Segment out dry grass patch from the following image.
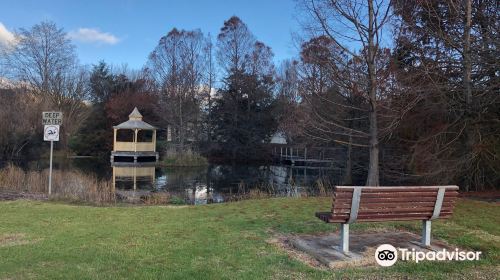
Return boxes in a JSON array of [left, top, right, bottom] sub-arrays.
[[268, 234, 381, 270], [267, 234, 326, 269], [0, 164, 114, 204], [0, 233, 37, 247]]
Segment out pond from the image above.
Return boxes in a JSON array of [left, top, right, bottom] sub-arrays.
[[7, 157, 343, 204]]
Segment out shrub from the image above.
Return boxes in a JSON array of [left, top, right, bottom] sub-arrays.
[[162, 149, 208, 167]]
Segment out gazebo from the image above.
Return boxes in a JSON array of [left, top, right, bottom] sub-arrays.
[[111, 107, 159, 163]]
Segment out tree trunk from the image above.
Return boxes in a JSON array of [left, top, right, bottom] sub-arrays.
[[463, 0, 473, 109], [463, 0, 473, 191], [179, 94, 184, 151], [343, 134, 353, 185], [365, 0, 380, 186], [207, 37, 214, 145], [366, 94, 380, 186], [232, 93, 239, 163], [208, 92, 212, 144]]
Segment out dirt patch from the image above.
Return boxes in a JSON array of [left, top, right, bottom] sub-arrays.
[[267, 234, 327, 269], [327, 246, 378, 269], [0, 233, 38, 247], [269, 230, 460, 270], [268, 234, 380, 269]]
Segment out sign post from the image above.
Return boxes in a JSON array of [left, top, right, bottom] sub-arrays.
[[49, 139, 54, 195], [43, 112, 62, 195]]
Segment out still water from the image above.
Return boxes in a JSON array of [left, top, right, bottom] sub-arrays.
[[17, 157, 342, 204]]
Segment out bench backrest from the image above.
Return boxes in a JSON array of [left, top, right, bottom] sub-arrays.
[[330, 186, 459, 223]]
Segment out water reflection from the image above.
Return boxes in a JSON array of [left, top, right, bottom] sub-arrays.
[[112, 164, 156, 191], [185, 184, 224, 205], [110, 162, 340, 204], [19, 158, 340, 205]]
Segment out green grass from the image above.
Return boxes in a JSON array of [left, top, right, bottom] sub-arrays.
[[0, 198, 498, 279]]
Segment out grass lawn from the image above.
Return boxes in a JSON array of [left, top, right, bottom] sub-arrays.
[[0, 198, 498, 279]]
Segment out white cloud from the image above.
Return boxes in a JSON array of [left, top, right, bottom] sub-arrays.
[[68, 28, 119, 45], [0, 22, 15, 46]]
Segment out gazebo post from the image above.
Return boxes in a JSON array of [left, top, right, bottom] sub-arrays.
[[133, 166, 137, 191], [113, 129, 117, 152], [112, 167, 116, 192], [153, 130, 157, 152], [134, 129, 138, 153]]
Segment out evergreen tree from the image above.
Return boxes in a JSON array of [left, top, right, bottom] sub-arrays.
[[211, 17, 279, 162]]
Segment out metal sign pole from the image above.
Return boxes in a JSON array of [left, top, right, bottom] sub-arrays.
[[49, 140, 53, 195], [42, 113, 61, 196]]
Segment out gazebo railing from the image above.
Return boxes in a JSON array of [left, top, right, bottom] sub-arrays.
[[114, 141, 155, 152]]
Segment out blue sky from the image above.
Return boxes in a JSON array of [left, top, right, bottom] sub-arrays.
[[0, 0, 300, 69]]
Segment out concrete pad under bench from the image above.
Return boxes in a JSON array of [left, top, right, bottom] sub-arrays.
[[289, 231, 455, 268]]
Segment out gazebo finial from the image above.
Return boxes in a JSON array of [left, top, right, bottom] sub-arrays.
[[129, 107, 143, 120]]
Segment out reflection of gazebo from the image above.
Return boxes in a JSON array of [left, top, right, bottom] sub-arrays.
[[111, 107, 159, 163], [112, 165, 156, 191]]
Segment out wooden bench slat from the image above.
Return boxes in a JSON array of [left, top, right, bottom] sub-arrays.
[[327, 215, 453, 223], [334, 185, 459, 190], [349, 187, 457, 191], [359, 213, 452, 219], [333, 196, 457, 204], [333, 206, 455, 214], [315, 211, 454, 223], [323, 215, 453, 223], [332, 210, 455, 216], [360, 191, 439, 198], [334, 191, 458, 199], [333, 200, 457, 208], [329, 212, 453, 220], [332, 201, 456, 209]]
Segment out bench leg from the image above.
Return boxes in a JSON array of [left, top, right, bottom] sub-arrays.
[[422, 220, 431, 247], [340, 223, 349, 253]]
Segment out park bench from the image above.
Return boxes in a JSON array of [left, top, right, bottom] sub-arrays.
[[315, 185, 459, 253]]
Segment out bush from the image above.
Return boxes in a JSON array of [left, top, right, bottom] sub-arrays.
[[169, 196, 186, 205]]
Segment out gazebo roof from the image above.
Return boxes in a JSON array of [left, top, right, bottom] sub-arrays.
[[113, 107, 156, 130]]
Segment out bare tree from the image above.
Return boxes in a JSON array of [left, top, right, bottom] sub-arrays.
[[276, 59, 303, 144], [146, 28, 206, 151], [202, 33, 216, 144], [298, 0, 393, 185], [391, 0, 500, 190], [2, 21, 89, 148], [4, 22, 77, 98], [0, 85, 47, 159]]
